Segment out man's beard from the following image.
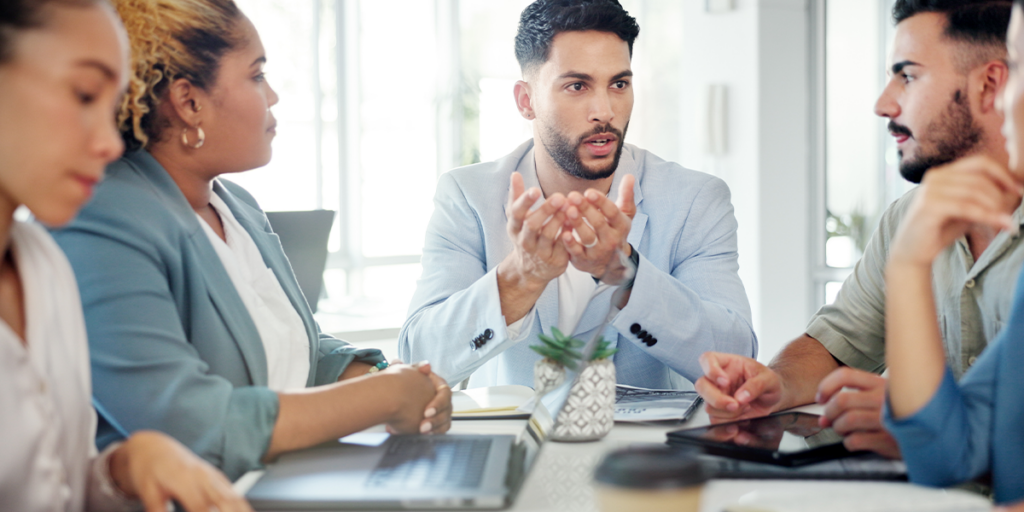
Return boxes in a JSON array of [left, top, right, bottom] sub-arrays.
[[539, 122, 628, 180], [895, 89, 982, 184]]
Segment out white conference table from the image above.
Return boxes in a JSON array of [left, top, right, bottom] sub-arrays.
[[235, 403, 991, 512]]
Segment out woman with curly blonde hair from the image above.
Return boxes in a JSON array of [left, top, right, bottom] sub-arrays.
[[51, 0, 452, 481], [0, 0, 249, 510]]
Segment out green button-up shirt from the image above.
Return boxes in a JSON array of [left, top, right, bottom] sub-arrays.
[[807, 187, 1024, 379]]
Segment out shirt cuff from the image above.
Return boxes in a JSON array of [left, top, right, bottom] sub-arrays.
[[505, 308, 536, 340], [89, 442, 138, 512], [805, 317, 885, 372]]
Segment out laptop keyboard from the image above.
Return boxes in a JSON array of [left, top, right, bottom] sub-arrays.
[[367, 437, 493, 489]]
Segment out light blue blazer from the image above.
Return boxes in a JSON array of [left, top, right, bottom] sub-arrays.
[[51, 150, 382, 480], [885, 265, 1024, 505], [399, 140, 757, 389]]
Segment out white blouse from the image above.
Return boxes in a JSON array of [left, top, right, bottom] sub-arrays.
[[197, 190, 311, 391], [0, 221, 131, 512]]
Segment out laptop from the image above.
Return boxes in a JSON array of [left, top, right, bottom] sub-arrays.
[[245, 248, 636, 510], [264, 210, 335, 314], [246, 368, 572, 510]]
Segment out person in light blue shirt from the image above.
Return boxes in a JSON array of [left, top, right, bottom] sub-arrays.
[[400, 0, 756, 390], [883, 1, 1024, 507]]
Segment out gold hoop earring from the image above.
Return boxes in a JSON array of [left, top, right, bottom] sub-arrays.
[[181, 124, 205, 149]]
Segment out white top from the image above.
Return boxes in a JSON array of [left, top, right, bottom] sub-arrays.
[[198, 191, 310, 391], [0, 221, 132, 512]]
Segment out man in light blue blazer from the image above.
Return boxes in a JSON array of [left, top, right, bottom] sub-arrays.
[[399, 0, 757, 390]]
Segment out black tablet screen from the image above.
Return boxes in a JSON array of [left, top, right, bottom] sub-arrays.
[[673, 412, 843, 453]]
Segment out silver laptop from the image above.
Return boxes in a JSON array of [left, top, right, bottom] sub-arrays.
[[246, 373, 571, 510], [245, 250, 634, 510]]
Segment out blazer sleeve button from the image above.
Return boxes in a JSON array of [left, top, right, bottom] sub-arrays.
[[638, 329, 648, 339], [630, 323, 642, 335], [484, 328, 494, 340]]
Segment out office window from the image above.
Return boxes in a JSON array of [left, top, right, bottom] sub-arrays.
[[236, 0, 687, 334], [813, 0, 913, 306]]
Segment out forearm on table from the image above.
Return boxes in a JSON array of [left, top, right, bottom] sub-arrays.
[[884, 262, 946, 419], [265, 373, 400, 461], [768, 334, 841, 411]]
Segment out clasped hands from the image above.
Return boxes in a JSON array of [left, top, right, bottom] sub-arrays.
[[501, 171, 636, 288]]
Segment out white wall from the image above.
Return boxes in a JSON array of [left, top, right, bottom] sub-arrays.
[[676, 0, 813, 363]]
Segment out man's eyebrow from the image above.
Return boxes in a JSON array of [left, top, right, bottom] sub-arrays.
[[75, 59, 117, 81], [251, 55, 267, 67], [557, 72, 593, 82], [611, 70, 633, 81], [891, 60, 920, 75]]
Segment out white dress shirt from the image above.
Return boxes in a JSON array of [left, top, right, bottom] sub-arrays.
[[198, 190, 310, 391], [0, 221, 132, 511]]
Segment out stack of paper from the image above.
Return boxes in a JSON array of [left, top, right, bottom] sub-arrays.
[[613, 384, 702, 422], [452, 384, 702, 423]]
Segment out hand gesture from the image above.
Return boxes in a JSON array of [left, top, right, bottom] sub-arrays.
[[561, 175, 637, 281], [815, 367, 900, 459], [890, 155, 1021, 269], [500, 172, 571, 287], [109, 431, 252, 512], [695, 352, 784, 422]]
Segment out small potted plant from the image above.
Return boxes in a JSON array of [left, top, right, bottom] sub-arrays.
[[531, 330, 618, 441], [530, 328, 583, 396]]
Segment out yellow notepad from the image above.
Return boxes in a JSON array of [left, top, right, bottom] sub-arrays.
[[452, 385, 534, 419]]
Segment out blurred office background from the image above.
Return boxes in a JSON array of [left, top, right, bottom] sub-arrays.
[[233, 0, 904, 363]]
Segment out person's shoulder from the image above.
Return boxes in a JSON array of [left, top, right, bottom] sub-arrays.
[[438, 140, 532, 200], [631, 146, 730, 201], [62, 152, 191, 239], [876, 186, 920, 232]]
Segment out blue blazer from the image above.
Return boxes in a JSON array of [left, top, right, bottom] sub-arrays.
[[51, 150, 382, 480], [886, 266, 1024, 505], [399, 140, 757, 389]]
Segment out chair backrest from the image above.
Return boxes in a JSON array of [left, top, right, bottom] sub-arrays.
[[265, 210, 336, 314]]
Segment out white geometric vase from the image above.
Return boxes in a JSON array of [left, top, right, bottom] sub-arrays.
[[533, 358, 566, 397], [552, 359, 616, 442]]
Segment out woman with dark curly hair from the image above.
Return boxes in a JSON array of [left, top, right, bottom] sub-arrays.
[[50, 0, 452, 481]]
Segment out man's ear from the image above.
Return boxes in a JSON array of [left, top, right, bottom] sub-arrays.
[[514, 80, 535, 120], [166, 78, 204, 127], [977, 60, 1010, 114]]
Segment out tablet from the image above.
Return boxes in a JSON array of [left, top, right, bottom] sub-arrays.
[[665, 412, 857, 467]]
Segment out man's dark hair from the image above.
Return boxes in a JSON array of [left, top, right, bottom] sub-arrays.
[[893, 0, 1011, 45], [515, 0, 639, 75], [0, 0, 102, 63]]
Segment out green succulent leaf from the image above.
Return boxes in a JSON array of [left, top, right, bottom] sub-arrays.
[[589, 337, 618, 361], [531, 328, 587, 368]]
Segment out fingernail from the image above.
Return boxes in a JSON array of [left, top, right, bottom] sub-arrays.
[[716, 377, 729, 387], [736, 390, 751, 403], [420, 422, 432, 434], [528, 188, 539, 199], [726, 402, 738, 412], [425, 408, 436, 418], [585, 190, 599, 201]]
